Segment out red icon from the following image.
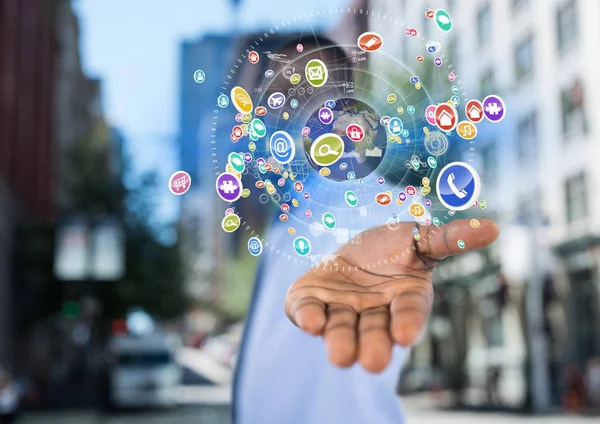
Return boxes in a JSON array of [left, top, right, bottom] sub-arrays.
[[232, 125, 243, 138], [346, 124, 365, 142], [425, 9, 435, 19], [169, 171, 191, 195], [255, 181, 265, 189], [296, 44, 304, 53], [435, 103, 458, 131], [406, 186, 416, 196], [265, 163, 273, 172], [248, 51, 260, 64], [279, 214, 289, 222], [405, 28, 417, 36], [416, 55, 424, 62], [273, 168, 280, 174], [294, 182, 303, 192], [255, 106, 267, 116], [465, 100, 484, 123], [230, 134, 238, 143], [376, 192, 392, 206], [357, 32, 383, 52], [281, 204, 290, 213]]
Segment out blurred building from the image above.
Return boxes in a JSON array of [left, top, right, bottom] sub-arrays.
[[371, 0, 600, 411]]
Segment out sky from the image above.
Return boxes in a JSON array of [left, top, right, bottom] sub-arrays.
[[73, 0, 348, 226]]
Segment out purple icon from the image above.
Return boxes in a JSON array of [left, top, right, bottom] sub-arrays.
[[256, 157, 266, 166], [380, 116, 391, 126], [268, 92, 286, 109], [425, 199, 432, 207], [482, 95, 506, 123], [399, 192, 407, 202], [216, 172, 242, 202], [434, 57, 442, 67], [244, 153, 252, 162], [303, 192, 310, 199], [318, 107, 334, 124], [377, 177, 385, 185]]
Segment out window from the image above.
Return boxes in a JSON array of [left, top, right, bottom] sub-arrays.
[[557, 0, 578, 51], [477, 4, 492, 47], [561, 79, 587, 136], [515, 34, 534, 81], [565, 173, 588, 223], [481, 142, 497, 185], [479, 68, 495, 97], [517, 111, 537, 165]]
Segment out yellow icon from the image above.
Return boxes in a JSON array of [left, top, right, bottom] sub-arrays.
[[409, 203, 426, 218], [387, 93, 397, 103], [421, 185, 431, 195], [283, 112, 290, 120], [388, 134, 396, 142], [241, 114, 252, 124], [266, 184, 275, 194], [283, 171, 289, 178], [414, 233, 421, 241], [240, 124, 248, 133], [319, 167, 331, 177], [290, 73, 301, 85], [225, 164, 241, 178], [230, 86, 253, 114], [289, 173, 296, 180], [397, 137, 403, 144], [447, 100, 454, 106], [396, 198, 403, 206], [457, 121, 478, 140], [415, 82, 422, 90], [288, 227, 296, 235], [422, 177, 430, 186], [397, 106, 404, 114], [423, 127, 429, 135], [470, 219, 481, 229], [241, 188, 251, 198], [292, 199, 299, 207], [273, 168, 281, 174], [248, 142, 256, 151]]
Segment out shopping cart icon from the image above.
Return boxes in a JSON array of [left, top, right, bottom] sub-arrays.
[[169, 171, 191, 195]]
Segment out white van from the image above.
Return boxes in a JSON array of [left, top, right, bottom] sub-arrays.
[[107, 334, 182, 408]]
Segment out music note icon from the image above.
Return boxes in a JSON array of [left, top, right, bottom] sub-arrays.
[[457, 121, 477, 140]]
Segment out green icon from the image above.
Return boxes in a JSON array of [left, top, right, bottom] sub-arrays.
[[241, 188, 251, 198], [249, 129, 260, 141], [258, 164, 267, 174], [305, 59, 328, 88], [435, 9, 453, 32], [310, 133, 344, 166], [228, 152, 245, 173], [427, 156, 438, 168], [290, 73, 301, 85], [433, 217, 441, 226], [412, 159, 420, 171], [222, 214, 241, 233], [293, 236, 311, 256], [250, 118, 266, 138], [480, 200, 487, 209], [457, 239, 466, 249], [322, 212, 336, 230], [407, 105, 415, 114], [452, 85, 460, 94], [345, 190, 358, 207]]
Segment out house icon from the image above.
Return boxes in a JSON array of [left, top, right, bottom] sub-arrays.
[[468, 105, 481, 120], [438, 110, 453, 128]]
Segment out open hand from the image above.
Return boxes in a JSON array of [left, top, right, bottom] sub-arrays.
[[285, 219, 499, 373]]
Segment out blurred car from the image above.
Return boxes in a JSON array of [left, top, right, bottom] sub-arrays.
[[105, 333, 182, 409]]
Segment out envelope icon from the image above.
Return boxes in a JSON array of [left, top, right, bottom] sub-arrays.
[[308, 66, 323, 81]]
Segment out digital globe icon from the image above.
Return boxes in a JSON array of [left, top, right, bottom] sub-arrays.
[[302, 98, 387, 182]]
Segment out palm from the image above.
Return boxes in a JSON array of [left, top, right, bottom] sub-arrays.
[[285, 218, 499, 373]]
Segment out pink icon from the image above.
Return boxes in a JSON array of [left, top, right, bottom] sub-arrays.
[[409, 28, 417, 36], [406, 185, 416, 196], [296, 44, 304, 53], [277, 178, 285, 186], [248, 51, 260, 64], [169, 171, 191, 195], [281, 204, 290, 213], [448, 72, 456, 82], [425, 105, 437, 125], [294, 182, 303, 192], [225, 208, 235, 216], [346, 124, 365, 142], [302, 126, 311, 136], [305, 210, 312, 218]]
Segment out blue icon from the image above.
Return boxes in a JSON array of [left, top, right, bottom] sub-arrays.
[[427, 45, 437, 53], [248, 237, 263, 256], [268, 92, 286, 109], [265, 70, 274, 78], [436, 161, 481, 211], [324, 99, 336, 109], [451, 95, 460, 105], [347, 171, 356, 181], [434, 57, 442, 67], [401, 129, 409, 137], [290, 99, 299, 108], [293, 237, 311, 256], [410, 76, 420, 84], [217, 94, 229, 108], [193, 69, 205, 83], [388, 117, 403, 136], [283, 192, 292, 201], [407, 105, 415, 114], [269, 130, 295, 164]]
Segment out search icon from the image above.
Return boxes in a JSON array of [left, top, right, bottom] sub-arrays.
[[310, 133, 344, 167], [221, 214, 241, 233]]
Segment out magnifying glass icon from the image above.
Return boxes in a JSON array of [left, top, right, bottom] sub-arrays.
[[225, 219, 235, 228], [318, 144, 339, 156]]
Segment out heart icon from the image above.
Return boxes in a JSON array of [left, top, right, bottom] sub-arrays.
[[412, 160, 420, 170]]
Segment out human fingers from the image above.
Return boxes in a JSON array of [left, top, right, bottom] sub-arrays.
[[287, 296, 327, 336], [323, 304, 358, 368], [389, 283, 433, 347], [357, 306, 393, 373]]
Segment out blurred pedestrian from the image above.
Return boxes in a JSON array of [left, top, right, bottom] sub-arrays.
[[0, 368, 19, 424], [562, 364, 586, 413], [585, 357, 600, 410]]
